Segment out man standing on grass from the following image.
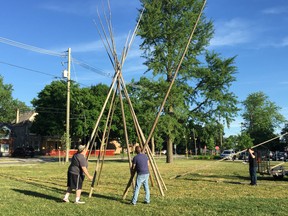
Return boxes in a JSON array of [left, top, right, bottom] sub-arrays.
[[130, 146, 150, 205], [63, 145, 93, 204], [247, 148, 257, 186]]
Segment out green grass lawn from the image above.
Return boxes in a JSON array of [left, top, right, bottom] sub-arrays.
[[0, 158, 287, 216]]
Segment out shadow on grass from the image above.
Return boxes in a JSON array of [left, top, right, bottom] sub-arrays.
[[82, 190, 134, 204], [2, 173, 131, 204], [86, 192, 126, 203], [183, 176, 246, 185], [181, 172, 288, 185], [12, 188, 60, 202], [0, 173, 63, 194]]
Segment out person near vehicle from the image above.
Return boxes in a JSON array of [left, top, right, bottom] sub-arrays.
[[247, 148, 257, 186], [131, 146, 150, 205], [63, 145, 93, 204]]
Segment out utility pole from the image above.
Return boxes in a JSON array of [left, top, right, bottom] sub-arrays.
[[65, 48, 71, 163], [193, 128, 197, 156]]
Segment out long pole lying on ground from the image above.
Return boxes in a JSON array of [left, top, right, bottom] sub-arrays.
[[218, 132, 288, 162], [170, 132, 288, 179]]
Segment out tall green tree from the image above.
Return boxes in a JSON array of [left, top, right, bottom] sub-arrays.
[[137, 0, 238, 162], [0, 75, 30, 122], [280, 124, 288, 151], [241, 91, 285, 146], [31, 81, 111, 142], [237, 133, 253, 150], [31, 80, 72, 136]]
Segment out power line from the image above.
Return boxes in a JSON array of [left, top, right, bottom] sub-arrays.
[[0, 36, 113, 86], [0, 36, 66, 57], [0, 60, 62, 79], [0, 36, 112, 78], [0, 60, 91, 87], [72, 57, 112, 78]]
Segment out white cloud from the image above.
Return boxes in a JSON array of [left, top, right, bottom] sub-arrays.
[[261, 36, 288, 48], [123, 64, 146, 74], [278, 37, 288, 47], [262, 7, 288, 15], [51, 33, 134, 53], [279, 80, 288, 85], [69, 40, 103, 53], [210, 19, 252, 47], [38, 2, 97, 16]]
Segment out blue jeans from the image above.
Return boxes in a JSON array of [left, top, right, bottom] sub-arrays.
[[249, 166, 257, 185], [131, 174, 150, 204]]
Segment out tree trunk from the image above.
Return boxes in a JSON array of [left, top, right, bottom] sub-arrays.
[[166, 137, 173, 163]]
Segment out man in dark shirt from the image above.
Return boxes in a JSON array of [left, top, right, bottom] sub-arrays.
[[247, 148, 257, 186], [131, 146, 150, 205], [63, 145, 93, 204]]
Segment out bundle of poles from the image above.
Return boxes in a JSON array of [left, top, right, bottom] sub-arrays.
[[84, 0, 207, 199]]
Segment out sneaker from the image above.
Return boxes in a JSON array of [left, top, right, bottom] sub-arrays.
[[130, 202, 136, 206], [144, 201, 150, 204], [62, 198, 69, 203], [75, 200, 85, 204]]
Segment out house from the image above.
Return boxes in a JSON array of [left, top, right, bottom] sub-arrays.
[[12, 110, 42, 153], [7, 109, 116, 157], [0, 124, 13, 156]]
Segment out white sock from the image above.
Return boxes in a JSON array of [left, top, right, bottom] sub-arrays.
[[64, 193, 69, 200], [76, 197, 80, 202]]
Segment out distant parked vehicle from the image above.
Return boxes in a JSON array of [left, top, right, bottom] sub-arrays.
[[25, 147, 35, 157], [11, 148, 26, 157], [12, 147, 35, 158], [238, 151, 249, 161], [220, 149, 236, 160], [273, 152, 287, 161]]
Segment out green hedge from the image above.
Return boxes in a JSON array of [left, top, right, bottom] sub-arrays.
[[191, 155, 221, 160]]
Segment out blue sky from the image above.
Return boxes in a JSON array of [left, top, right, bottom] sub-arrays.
[[1, 0, 288, 137]]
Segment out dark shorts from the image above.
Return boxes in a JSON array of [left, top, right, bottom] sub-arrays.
[[67, 172, 85, 190]]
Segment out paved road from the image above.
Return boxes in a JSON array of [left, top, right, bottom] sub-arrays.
[[0, 154, 185, 165], [0, 157, 58, 165]]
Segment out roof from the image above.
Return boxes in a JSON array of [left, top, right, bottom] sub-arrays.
[[12, 111, 38, 124]]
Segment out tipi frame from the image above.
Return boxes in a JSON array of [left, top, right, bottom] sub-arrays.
[[85, 0, 207, 200]]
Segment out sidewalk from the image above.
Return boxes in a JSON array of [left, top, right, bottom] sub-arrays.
[[0, 156, 58, 165]]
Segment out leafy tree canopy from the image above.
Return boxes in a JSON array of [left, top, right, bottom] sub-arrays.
[[136, 0, 239, 162], [0, 75, 31, 122], [241, 91, 285, 145]]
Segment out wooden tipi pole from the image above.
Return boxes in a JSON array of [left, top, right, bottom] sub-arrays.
[[122, 0, 207, 198]]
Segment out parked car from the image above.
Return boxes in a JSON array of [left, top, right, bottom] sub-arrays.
[[273, 152, 287, 161], [238, 151, 249, 161], [25, 147, 35, 157], [220, 149, 236, 160], [12, 147, 35, 158]]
